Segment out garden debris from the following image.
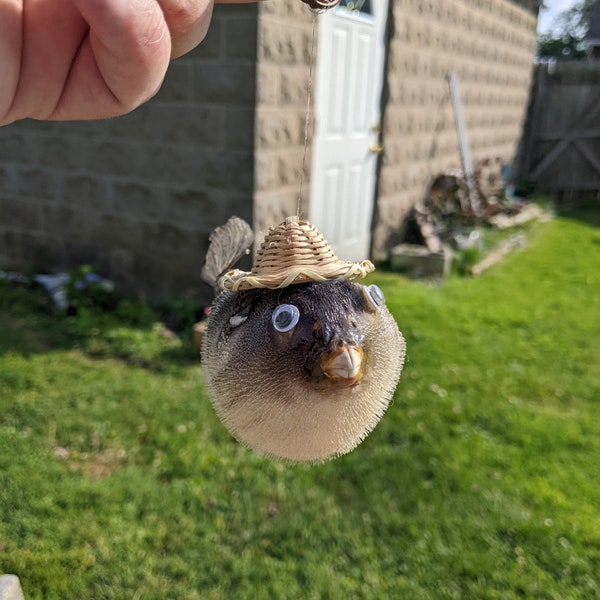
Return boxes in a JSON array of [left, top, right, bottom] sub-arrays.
[[392, 158, 543, 277], [487, 202, 549, 229], [33, 273, 71, 310], [0, 270, 29, 285], [0, 268, 115, 311], [389, 244, 452, 278], [412, 159, 525, 250], [470, 233, 528, 276]]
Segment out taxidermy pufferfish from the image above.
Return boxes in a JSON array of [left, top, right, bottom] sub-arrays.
[[201, 216, 406, 462]]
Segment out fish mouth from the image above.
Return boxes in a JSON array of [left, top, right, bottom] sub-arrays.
[[319, 345, 364, 387]]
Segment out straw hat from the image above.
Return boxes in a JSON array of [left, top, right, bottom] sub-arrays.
[[300, 0, 341, 9], [219, 216, 374, 291]]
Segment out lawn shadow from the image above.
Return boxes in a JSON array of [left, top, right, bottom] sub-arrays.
[[0, 281, 202, 373], [556, 201, 600, 228]]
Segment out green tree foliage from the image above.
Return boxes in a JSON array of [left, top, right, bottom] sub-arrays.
[[537, 0, 596, 60]]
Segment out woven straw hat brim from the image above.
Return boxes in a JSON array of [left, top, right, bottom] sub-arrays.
[[219, 261, 374, 291], [217, 216, 375, 291]]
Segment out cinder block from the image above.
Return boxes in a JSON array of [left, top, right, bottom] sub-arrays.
[[62, 173, 109, 210], [142, 222, 194, 256], [0, 164, 17, 193], [21, 231, 67, 267], [82, 108, 146, 142], [194, 150, 253, 192], [95, 214, 142, 248], [257, 25, 303, 65], [107, 246, 136, 285], [154, 62, 193, 103], [110, 181, 164, 221], [390, 244, 453, 278], [14, 167, 60, 200], [254, 152, 279, 190], [0, 228, 21, 261], [223, 108, 255, 149], [0, 130, 35, 163], [138, 145, 193, 185], [165, 187, 219, 225], [224, 16, 258, 60], [37, 134, 90, 170], [256, 65, 279, 105], [0, 196, 40, 230], [280, 69, 309, 106], [40, 206, 90, 239], [192, 64, 256, 105], [86, 140, 141, 177], [255, 110, 299, 149]]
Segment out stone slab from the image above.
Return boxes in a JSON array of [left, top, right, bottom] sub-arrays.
[[390, 244, 453, 278], [0, 575, 24, 600]]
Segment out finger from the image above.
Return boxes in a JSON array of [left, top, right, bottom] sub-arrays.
[[157, 0, 214, 59], [0, 0, 23, 124], [3, 0, 88, 123], [52, 0, 172, 120], [161, 0, 262, 60]]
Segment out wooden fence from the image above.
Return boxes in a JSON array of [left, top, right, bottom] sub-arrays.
[[515, 61, 600, 203]]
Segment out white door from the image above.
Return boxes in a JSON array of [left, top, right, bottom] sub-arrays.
[[309, 0, 389, 261]]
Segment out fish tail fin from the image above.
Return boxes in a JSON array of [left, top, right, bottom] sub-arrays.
[[201, 216, 254, 289]]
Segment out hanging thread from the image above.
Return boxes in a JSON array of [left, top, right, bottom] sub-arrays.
[[296, 0, 341, 217], [296, 12, 318, 218]]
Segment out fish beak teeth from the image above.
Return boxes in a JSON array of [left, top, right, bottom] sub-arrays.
[[321, 345, 364, 385]]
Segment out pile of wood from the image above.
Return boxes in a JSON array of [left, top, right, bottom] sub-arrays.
[[409, 158, 528, 253], [391, 158, 547, 277]]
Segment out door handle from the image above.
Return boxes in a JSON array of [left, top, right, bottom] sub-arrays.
[[369, 142, 384, 154]]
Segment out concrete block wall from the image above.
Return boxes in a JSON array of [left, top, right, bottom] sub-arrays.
[[374, 0, 538, 257], [0, 4, 258, 303], [253, 2, 316, 239]]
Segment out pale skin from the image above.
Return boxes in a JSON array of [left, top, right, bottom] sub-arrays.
[[0, 0, 261, 126]]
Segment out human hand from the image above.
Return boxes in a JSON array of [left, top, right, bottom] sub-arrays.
[[0, 0, 259, 125]]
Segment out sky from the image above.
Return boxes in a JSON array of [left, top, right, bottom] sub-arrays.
[[537, 0, 579, 34]]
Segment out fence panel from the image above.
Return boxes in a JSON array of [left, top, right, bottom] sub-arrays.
[[516, 62, 600, 203]]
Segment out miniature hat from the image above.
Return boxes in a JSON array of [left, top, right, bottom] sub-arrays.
[[219, 216, 374, 291], [300, 0, 341, 9]]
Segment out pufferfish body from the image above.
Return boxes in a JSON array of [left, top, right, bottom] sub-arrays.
[[201, 217, 406, 462]]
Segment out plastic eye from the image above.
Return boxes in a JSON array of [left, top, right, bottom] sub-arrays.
[[364, 284, 385, 310], [272, 304, 300, 333]]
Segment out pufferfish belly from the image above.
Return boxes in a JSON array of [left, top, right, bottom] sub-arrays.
[[201, 280, 406, 462]]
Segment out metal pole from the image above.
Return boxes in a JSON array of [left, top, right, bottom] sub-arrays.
[[448, 72, 481, 214]]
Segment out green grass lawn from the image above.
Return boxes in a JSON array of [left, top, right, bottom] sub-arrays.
[[1, 208, 599, 599]]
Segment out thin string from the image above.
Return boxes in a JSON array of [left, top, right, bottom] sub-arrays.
[[297, 12, 318, 218]]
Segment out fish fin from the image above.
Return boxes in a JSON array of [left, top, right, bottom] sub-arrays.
[[201, 216, 254, 287]]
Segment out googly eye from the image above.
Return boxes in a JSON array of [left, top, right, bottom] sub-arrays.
[[364, 284, 385, 310], [272, 304, 300, 333]]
